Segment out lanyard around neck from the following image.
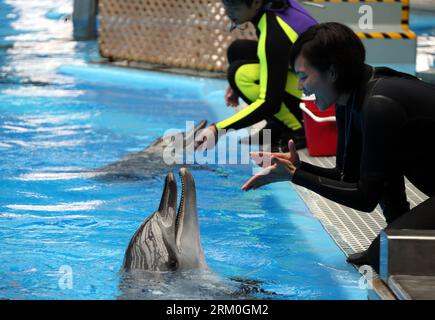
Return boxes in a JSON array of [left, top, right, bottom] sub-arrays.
[[341, 92, 357, 181]]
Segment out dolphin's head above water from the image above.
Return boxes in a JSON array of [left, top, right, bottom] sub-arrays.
[[96, 120, 208, 180], [123, 168, 207, 272], [148, 119, 208, 152]]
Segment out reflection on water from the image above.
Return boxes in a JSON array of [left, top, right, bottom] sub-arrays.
[[5, 201, 104, 212], [0, 0, 96, 94]]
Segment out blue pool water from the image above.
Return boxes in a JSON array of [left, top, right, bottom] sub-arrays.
[[1, 0, 432, 300], [0, 66, 367, 300], [0, 0, 368, 300]]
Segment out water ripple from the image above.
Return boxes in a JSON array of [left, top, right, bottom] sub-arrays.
[[4, 200, 104, 212], [15, 171, 103, 181], [5, 138, 87, 148], [0, 213, 91, 220], [1, 87, 84, 97]]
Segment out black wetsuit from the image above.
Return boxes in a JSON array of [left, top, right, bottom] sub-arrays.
[[292, 65, 435, 271]]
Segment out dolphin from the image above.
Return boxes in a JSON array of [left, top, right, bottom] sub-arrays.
[[19, 120, 219, 182], [118, 168, 275, 299], [95, 120, 212, 180], [122, 167, 207, 271]]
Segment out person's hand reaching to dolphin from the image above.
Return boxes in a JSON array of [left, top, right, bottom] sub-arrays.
[[225, 86, 239, 107], [242, 140, 300, 191], [194, 124, 219, 151]]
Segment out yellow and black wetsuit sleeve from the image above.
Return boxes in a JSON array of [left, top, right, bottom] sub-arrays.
[[216, 12, 297, 131]]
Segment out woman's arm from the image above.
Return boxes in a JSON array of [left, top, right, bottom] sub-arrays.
[[293, 95, 407, 212], [298, 161, 342, 180], [292, 169, 383, 212]]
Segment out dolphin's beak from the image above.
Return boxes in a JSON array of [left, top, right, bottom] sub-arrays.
[[157, 172, 178, 229], [175, 168, 207, 269]]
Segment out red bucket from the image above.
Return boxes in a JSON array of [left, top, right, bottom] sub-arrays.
[[300, 98, 337, 156]]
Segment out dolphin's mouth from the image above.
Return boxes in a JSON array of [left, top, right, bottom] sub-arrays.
[[123, 167, 205, 271], [175, 168, 187, 248]]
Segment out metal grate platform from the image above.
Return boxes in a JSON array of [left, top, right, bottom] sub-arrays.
[[293, 149, 429, 256]]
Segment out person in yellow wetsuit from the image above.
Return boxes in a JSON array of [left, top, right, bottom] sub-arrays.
[[195, 0, 317, 151]]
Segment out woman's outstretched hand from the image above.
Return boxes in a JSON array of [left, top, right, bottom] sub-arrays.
[[249, 139, 300, 169], [241, 140, 300, 191]]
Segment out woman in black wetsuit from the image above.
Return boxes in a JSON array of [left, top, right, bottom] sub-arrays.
[[241, 22, 435, 272]]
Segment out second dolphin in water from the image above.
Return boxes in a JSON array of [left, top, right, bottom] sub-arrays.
[[96, 120, 209, 180]]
